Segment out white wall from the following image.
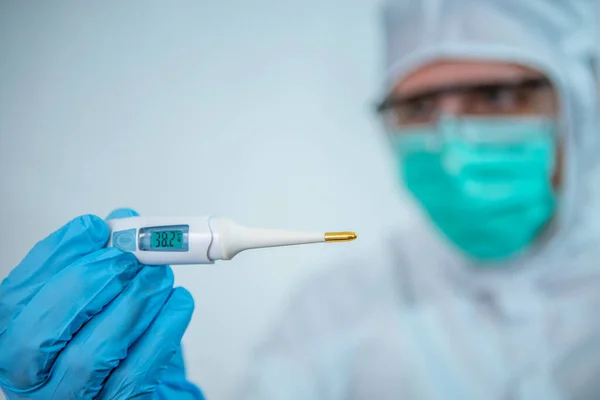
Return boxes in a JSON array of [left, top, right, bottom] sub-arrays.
[[0, 1, 405, 398]]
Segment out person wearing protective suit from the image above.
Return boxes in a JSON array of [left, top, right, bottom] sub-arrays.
[[0, 0, 599, 399], [235, 1, 600, 399]]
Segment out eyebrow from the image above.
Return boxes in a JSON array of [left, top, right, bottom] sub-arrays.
[[376, 77, 551, 113]]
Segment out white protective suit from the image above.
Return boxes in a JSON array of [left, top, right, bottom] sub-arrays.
[[236, 1, 600, 399]]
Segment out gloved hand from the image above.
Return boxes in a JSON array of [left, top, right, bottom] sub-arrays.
[[0, 208, 204, 399]]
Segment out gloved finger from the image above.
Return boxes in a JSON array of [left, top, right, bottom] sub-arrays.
[[97, 288, 195, 399], [0, 215, 109, 332], [0, 248, 141, 392], [46, 265, 175, 399], [106, 207, 140, 221], [155, 346, 206, 400]]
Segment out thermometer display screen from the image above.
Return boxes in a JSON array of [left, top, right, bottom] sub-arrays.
[[151, 230, 183, 249], [139, 225, 189, 252]]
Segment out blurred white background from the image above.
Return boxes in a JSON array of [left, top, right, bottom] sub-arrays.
[[0, 1, 408, 398]]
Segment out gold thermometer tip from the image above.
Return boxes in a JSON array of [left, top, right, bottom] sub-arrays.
[[324, 232, 358, 242]]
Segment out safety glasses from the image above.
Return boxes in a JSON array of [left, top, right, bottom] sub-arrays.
[[376, 77, 554, 128]]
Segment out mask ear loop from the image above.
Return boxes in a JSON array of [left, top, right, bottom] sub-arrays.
[[547, 119, 562, 184]]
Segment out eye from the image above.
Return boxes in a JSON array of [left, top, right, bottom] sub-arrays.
[[480, 87, 520, 109], [397, 97, 437, 124], [471, 84, 538, 115]]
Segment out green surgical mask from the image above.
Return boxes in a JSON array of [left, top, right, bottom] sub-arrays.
[[393, 116, 558, 263]]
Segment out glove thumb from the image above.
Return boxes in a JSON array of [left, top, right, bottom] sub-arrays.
[[106, 208, 140, 221]]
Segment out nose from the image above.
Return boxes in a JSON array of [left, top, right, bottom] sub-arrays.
[[437, 94, 465, 116]]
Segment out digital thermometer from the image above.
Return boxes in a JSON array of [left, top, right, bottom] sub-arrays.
[[106, 216, 357, 265]]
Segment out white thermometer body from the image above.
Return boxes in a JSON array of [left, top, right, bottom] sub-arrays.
[[106, 216, 357, 265]]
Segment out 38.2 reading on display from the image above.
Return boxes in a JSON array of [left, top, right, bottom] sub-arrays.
[[151, 231, 183, 249]]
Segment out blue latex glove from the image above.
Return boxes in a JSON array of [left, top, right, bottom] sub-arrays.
[[0, 209, 204, 399]]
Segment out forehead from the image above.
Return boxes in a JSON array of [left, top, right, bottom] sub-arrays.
[[393, 60, 549, 97]]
